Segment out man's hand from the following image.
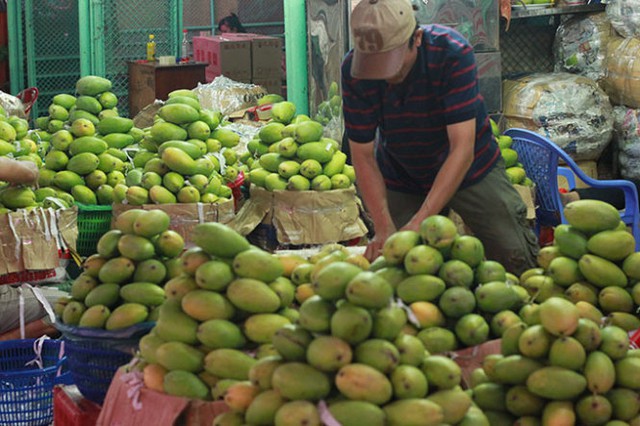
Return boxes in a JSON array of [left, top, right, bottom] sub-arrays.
[[364, 223, 397, 261], [400, 218, 422, 233]]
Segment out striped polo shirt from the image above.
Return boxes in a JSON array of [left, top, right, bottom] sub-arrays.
[[342, 24, 500, 194]]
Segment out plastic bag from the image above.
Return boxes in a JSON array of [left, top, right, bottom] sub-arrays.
[[553, 12, 617, 84], [613, 105, 640, 180], [503, 72, 614, 162], [606, 0, 640, 38], [0, 91, 27, 118], [193, 76, 267, 116], [55, 321, 154, 354]]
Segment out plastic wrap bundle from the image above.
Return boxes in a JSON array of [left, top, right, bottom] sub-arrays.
[[0, 91, 27, 118], [602, 37, 640, 108], [503, 72, 614, 162], [193, 76, 267, 117], [605, 0, 640, 37], [613, 105, 640, 180], [553, 12, 618, 84]]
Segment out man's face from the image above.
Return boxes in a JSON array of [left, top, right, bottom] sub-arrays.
[[386, 28, 422, 85]]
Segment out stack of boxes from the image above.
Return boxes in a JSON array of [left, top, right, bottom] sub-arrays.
[[192, 33, 283, 94], [414, 0, 501, 113]]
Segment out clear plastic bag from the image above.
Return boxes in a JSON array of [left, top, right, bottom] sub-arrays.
[[193, 76, 267, 116]]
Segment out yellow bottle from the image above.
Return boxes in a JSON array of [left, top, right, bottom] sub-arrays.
[[146, 34, 156, 62]]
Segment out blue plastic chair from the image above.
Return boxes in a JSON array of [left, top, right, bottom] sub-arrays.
[[505, 128, 640, 251]]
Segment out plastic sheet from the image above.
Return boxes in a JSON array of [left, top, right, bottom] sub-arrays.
[[503, 72, 614, 161], [602, 36, 640, 108], [553, 12, 617, 84], [613, 105, 640, 180], [606, 0, 640, 38], [0, 91, 27, 119], [193, 76, 267, 117], [55, 321, 154, 353]]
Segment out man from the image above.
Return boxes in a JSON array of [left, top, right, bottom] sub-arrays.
[[0, 157, 66, 340], [342, 0, 538, 275]]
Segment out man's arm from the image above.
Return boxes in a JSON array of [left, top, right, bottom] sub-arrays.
[[349, 139, 397, 260], [0, 157, 38, 184], [402, 118, 477, 231]]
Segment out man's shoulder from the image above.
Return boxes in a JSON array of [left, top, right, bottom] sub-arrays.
[[421, 24, 472, 51]]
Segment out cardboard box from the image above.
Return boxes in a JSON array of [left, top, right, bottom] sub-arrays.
[[54, 385, 101, 426], [446, 339, 502, 389], [193, 36, 251, 84], [111, 201, 235, 249], [557, 160, 598, 189], [229, 185, 369, 250], [225, 33, 283, 79], [97, 368, 229, 426], [0, 207, 77, 276], [476, 51, 502, 114]]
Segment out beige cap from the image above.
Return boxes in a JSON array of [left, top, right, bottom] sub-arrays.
[[350, 0, 416, 80]]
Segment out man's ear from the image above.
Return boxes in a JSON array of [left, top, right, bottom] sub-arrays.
[[413, 28, 424, 48]]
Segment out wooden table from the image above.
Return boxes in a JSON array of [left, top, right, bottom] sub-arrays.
[[128, 61, 207, 117]]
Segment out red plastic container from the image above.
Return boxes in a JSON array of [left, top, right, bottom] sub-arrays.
[[630, 328, 640, 349], [227, 171, 246, 212], [53, 385, 101, 426]]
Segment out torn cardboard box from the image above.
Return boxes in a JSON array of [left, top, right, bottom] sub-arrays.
[[229, 185, 369, 249], [111, 201, 235, 248], [97, 368, 229, 426], [446, 338, 502, 389], [0, 207, 78, 276]]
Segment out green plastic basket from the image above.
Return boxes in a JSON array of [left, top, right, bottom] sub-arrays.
[[75, 203, 113, 257]]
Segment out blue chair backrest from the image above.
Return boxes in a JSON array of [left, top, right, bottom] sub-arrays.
[[505, 128, 567, 226], [505, 127, 640, 251]]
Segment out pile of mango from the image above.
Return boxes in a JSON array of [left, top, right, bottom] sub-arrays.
[[35, 75, 123, 132], [54, 209, 184, 330], [314, 215, 530, 353], [0, 109, 38, 162], [0, 107, 47, 212], [118, 90, 235, 205], [20, 76, 143, 208], [491, 118, 533, 186], [469, 296, 640, 425], [522, 199, 640, 332], [213, 240, 488, 425], [136, 222, 301, 400], [245, 100, 355, 192]]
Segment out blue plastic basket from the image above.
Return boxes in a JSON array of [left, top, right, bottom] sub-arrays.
[[57, 322, 154, 405], [0, 339, 69, 426]]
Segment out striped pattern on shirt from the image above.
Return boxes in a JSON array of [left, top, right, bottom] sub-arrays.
[[341, 24, 499, 194]]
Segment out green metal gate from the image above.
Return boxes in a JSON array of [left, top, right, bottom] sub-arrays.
[[8, 0, 179, 119], [8, 0, 83, 119], [89, 0, 180, 117], [9, 0, 289, 120]]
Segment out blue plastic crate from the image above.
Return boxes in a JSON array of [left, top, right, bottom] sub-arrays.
[[57, 322, 154, 405], [0, 338, 69, 426]]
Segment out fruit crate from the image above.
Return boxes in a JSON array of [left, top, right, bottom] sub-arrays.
[[56, 322, 154, 405], [0, 338, 70, 426], [53, 385, 101, 426], [75, 203, 113, 258]]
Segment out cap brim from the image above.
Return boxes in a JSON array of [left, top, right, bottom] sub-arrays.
[[351, 44, 406, 80]]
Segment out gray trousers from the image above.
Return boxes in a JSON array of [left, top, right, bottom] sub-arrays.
[[0, 285, 68, 334], [387, 159, 539, 276]]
